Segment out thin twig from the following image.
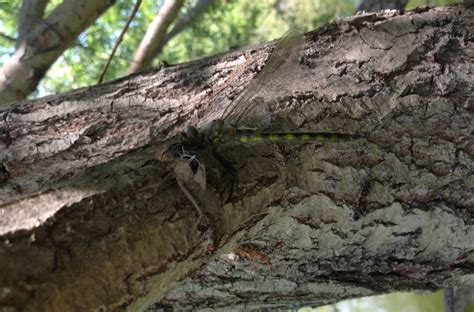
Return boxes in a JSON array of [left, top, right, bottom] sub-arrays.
[[0, 32, 16, 42], [97, 0, 142, 84]]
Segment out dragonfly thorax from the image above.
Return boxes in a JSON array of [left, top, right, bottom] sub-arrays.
[[181, 125, 204, 146], [204, 119, 238, 144], [182, 119, 237, 146]]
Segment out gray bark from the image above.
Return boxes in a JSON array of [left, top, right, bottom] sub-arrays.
[[0, 5, 473, 311]]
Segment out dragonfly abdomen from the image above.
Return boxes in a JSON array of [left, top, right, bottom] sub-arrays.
[[236, 130, 355, 143]]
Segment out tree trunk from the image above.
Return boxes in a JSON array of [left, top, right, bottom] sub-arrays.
[[0, 5, 473, 311]]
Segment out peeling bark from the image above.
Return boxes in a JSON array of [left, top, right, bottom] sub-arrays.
[[0, 5, 473, 311]]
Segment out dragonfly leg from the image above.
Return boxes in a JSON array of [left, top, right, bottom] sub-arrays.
[[178, 146, 202, 175], [176, 179, 207, 235], [211, 146, 236, 202]]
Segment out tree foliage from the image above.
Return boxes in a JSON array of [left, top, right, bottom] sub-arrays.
[[0, 0, 461, 99], [1, 0, 355, 97]]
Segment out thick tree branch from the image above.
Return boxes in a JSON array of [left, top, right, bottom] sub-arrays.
[[17, 0, 49, 46], [0, 5, 472, 311]]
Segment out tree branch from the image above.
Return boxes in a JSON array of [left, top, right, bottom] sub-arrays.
[[150, 0, 214, 58], [0, 32, 16, 42], [0, 5, 472, 311], [17, 0, 49, 46], [0, 0, 116, 106], [128, 0, 184, 73]]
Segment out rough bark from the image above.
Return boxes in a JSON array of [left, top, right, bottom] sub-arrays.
[[0, 5, 473, 311], [0, 0, 116, 106]]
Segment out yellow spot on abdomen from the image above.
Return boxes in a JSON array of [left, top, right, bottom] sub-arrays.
[[269, 134, 280, 141], [284, 134, 295, 141], [251, 134, 263, 142], [315, 134, 325, 141], [301, 134, 310, 141], [239, 136, 249, 143]]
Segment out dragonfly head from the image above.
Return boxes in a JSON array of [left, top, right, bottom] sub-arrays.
[[199, 119, 226, 144], [181, 125, 204, 146], [182, 119, 235, 145]]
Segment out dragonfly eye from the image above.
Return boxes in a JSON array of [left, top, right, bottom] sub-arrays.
[[181, 126, 202, 145]]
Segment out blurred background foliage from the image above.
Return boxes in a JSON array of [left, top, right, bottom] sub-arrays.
[[0, 0, 462, 98], [308, 290, 445, 312]]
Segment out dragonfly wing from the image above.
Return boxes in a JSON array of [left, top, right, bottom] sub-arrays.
[[221, 31, 305, 127]]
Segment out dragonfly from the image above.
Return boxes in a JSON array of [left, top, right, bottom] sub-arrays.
[[157, 31, 357, 200], [179, 31, 355, 149]]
